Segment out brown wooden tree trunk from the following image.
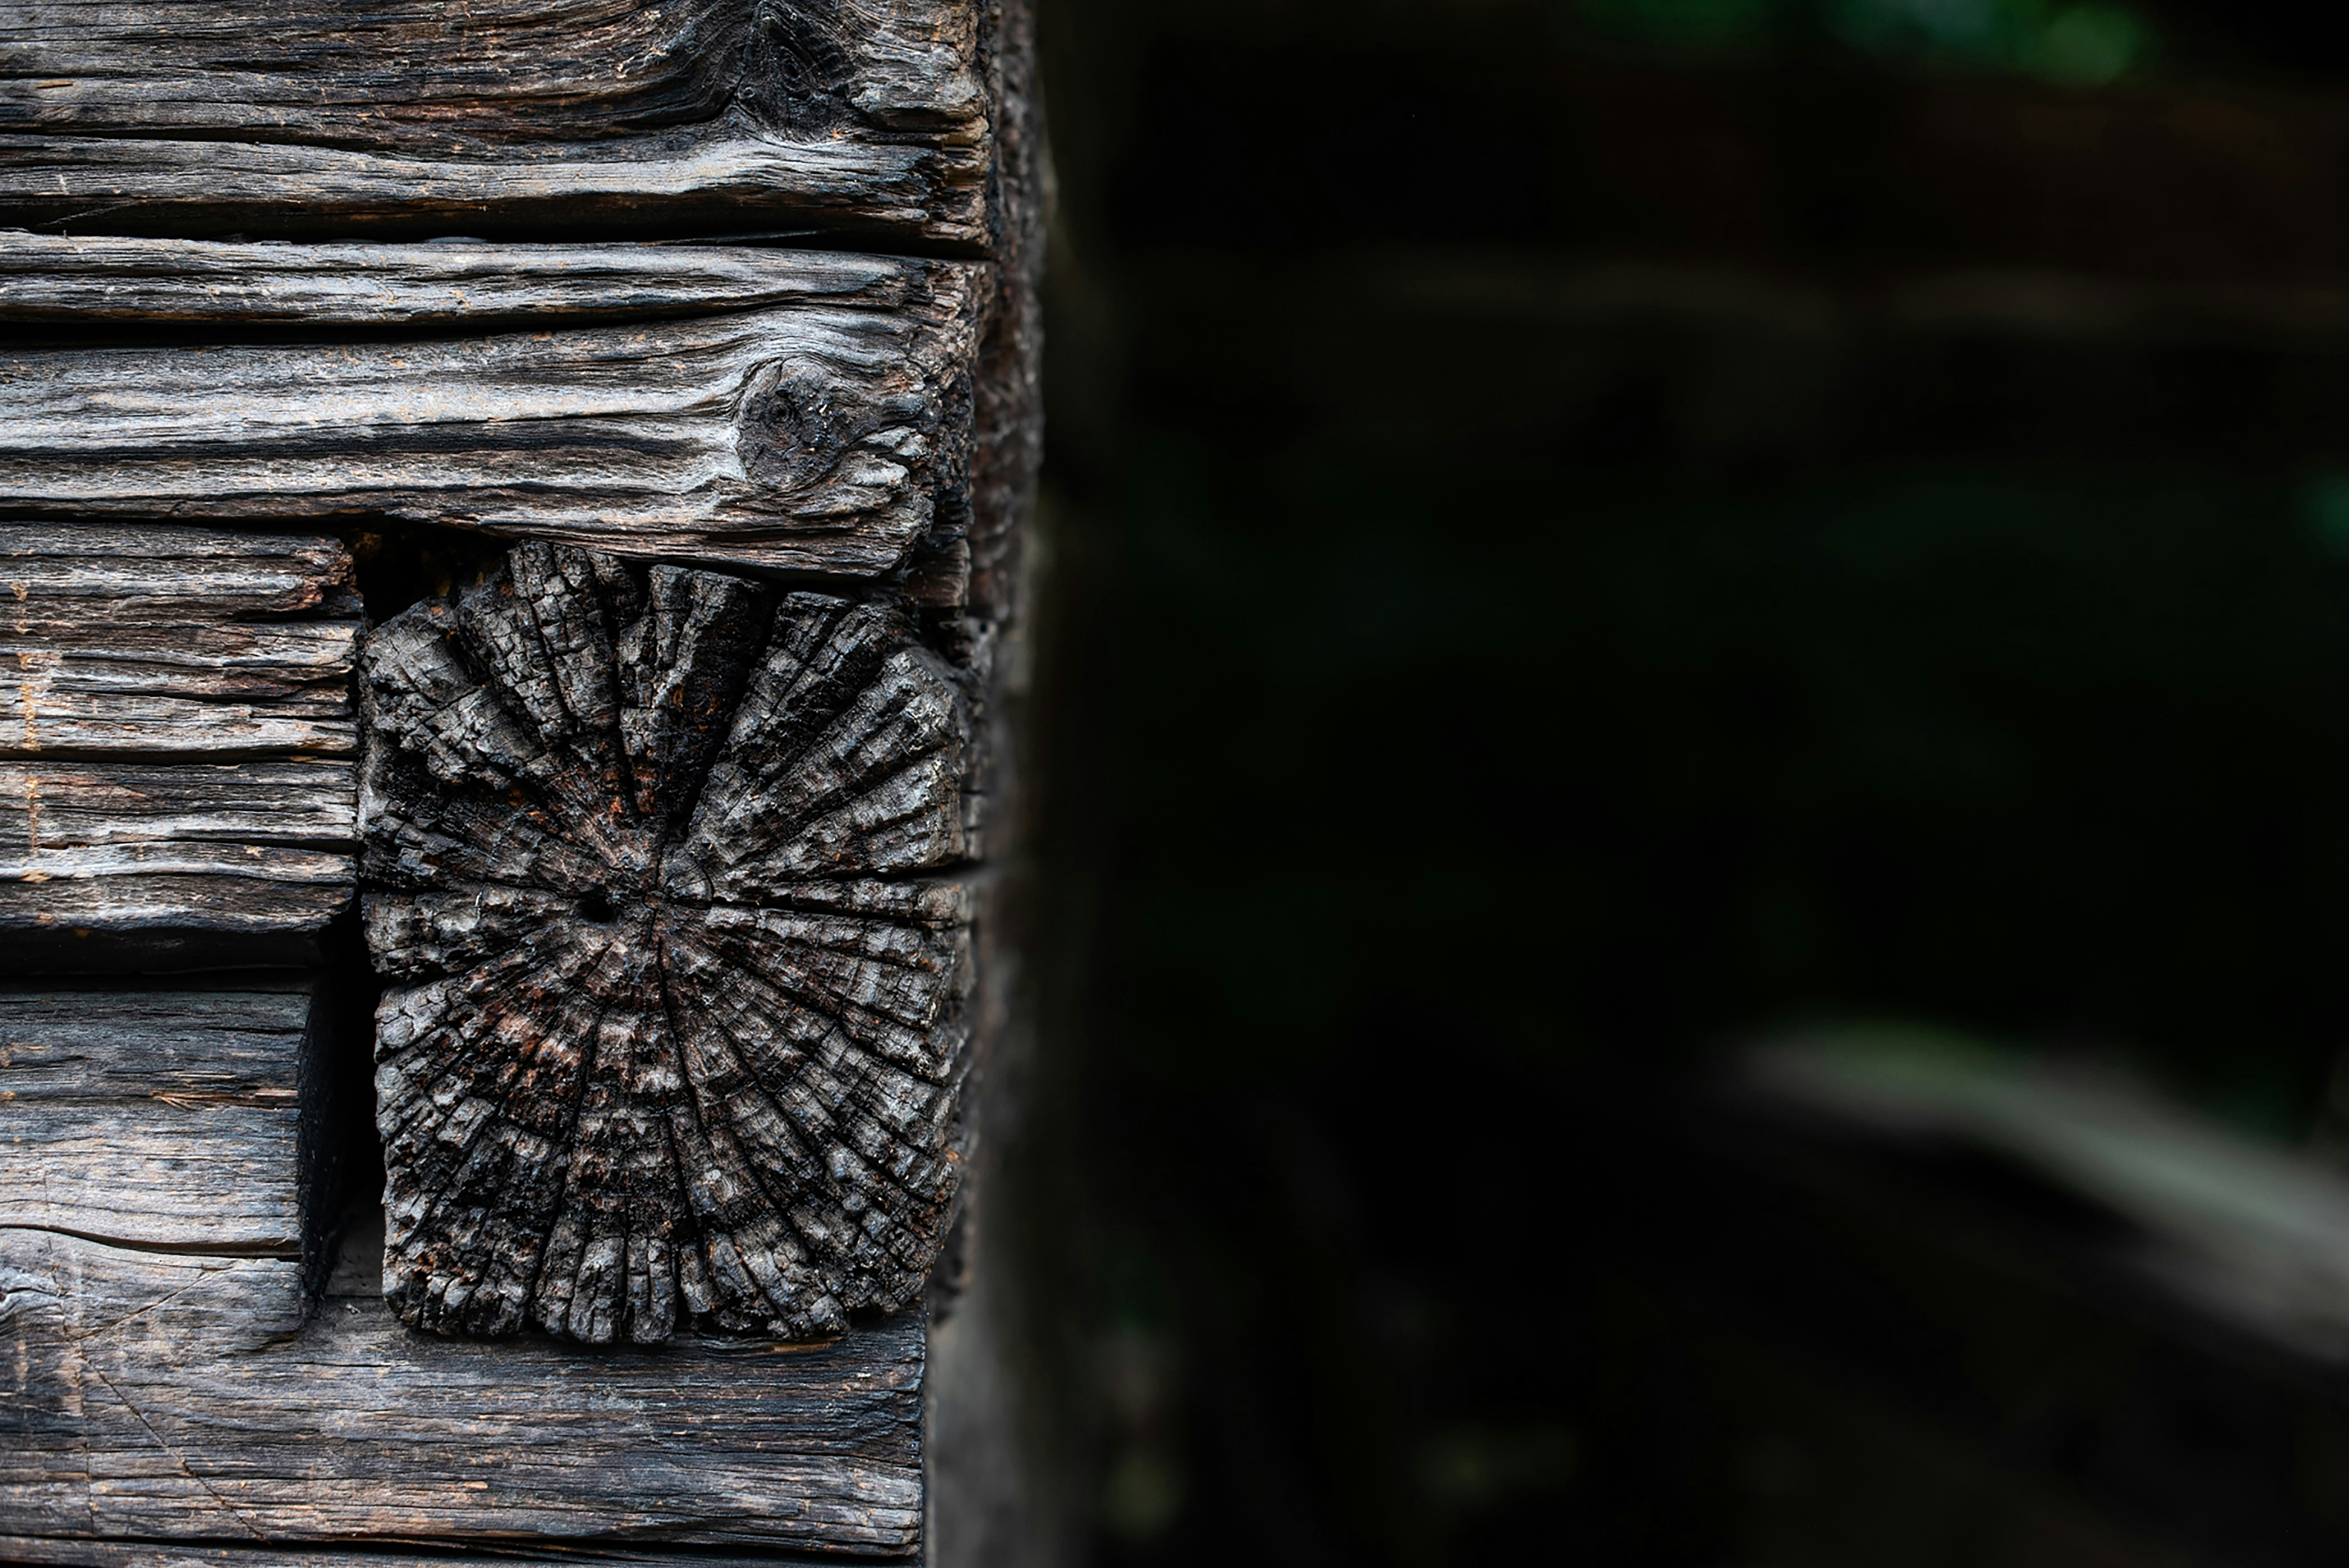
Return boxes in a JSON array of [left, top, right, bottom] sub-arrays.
[[0, 0, 1046, 1561]]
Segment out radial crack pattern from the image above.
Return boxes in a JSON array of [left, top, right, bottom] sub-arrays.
[[360, 541, 973, 1345]]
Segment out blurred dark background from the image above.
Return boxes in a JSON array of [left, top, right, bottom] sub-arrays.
[[1008, 1, 2349, 1561]]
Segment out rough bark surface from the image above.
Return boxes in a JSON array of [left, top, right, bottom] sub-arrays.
[[0, 984, 322, 1255], [0, 0, 988, 247], [0, 1228, 924, 1554], [362, 539, 974, 1347], [0, 252, 985, 577]]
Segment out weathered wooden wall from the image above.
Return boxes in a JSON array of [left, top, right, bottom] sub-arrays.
[[0, 0, 1045, 1560], [0, 984, 326, 1256]]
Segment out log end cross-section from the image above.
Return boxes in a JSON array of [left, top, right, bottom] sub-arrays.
[[361, 539, 974, 1346]]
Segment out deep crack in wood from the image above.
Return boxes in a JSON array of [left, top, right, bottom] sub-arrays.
[[361, 539, 974, 1346]]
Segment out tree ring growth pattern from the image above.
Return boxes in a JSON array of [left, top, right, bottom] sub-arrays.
[[360, 541, 972, 1345]]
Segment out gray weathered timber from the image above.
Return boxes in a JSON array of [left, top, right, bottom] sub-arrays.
[[0, 250, 986, 577], [0, 0, 987, 248], [0, 524, 358, 962], [0, 523, 360, 757], [0, 1541, 869, 1568], [0, 762, 356, 845], [0, 1228, 924, 1555], [0, 984, 321, 1254], [0, 761, 357, 941], [0, 235, 968, 327], [362, 540, 974, 1346]]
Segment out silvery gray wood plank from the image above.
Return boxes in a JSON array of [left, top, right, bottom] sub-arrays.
[[0, 1540, 876, 1567], [0, 1228, 924, 1556], [0, 235, 966, 328], [0, 523, 360, 758], [0, 761, 356, 846], [0, 984, 322, 1255], [0, 0, 988, 249], [0, 250, 986, 577], [0, 525, 359, 963]]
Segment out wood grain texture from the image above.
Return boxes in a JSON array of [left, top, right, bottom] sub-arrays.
[[0, 0, 988, 248], [0, 1227, 924, 1554], [0, 524, 358, 960], [0, 1540, 872, 1568], [363, 540, 974, 1346], [0, 523, 360, 758], [0, 249, 986, 577], [0, 984, 321, 1254], [0, 234, 970, 327]]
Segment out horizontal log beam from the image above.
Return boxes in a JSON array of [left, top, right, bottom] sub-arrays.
[[0, 1229, 924, 1556], [0, 525, 359, 962], [0, 0, 987, 248], [0, 523, 361, 758], [0, 248, 986, 576], [0, 235, 967, 327], [0, 761, 356, 844], [0, 983, 324, 1254], [0, 1540, 873, 1568]]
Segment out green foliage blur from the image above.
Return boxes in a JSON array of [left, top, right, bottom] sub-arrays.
[[1027, 0, 2349, 1560], [1581, 0, 2151, 81]]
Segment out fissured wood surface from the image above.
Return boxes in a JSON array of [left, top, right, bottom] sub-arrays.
[[0, 1228, 923, 1555], [364, 541, 974, 1345], [0, 523, 359, 962], [0, 984, 320, 1255], [0, 244, 985, 578], [0, 0, 989, 248]]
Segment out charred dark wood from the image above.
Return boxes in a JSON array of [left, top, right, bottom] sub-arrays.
[[0, 0, 1049, 1554], [0, 1228, 923, 1554], [0, 983, 326, 1257], [362, 539, 974, 1346], [0, 245, 985, 579], [0, 0, 988, 248]]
